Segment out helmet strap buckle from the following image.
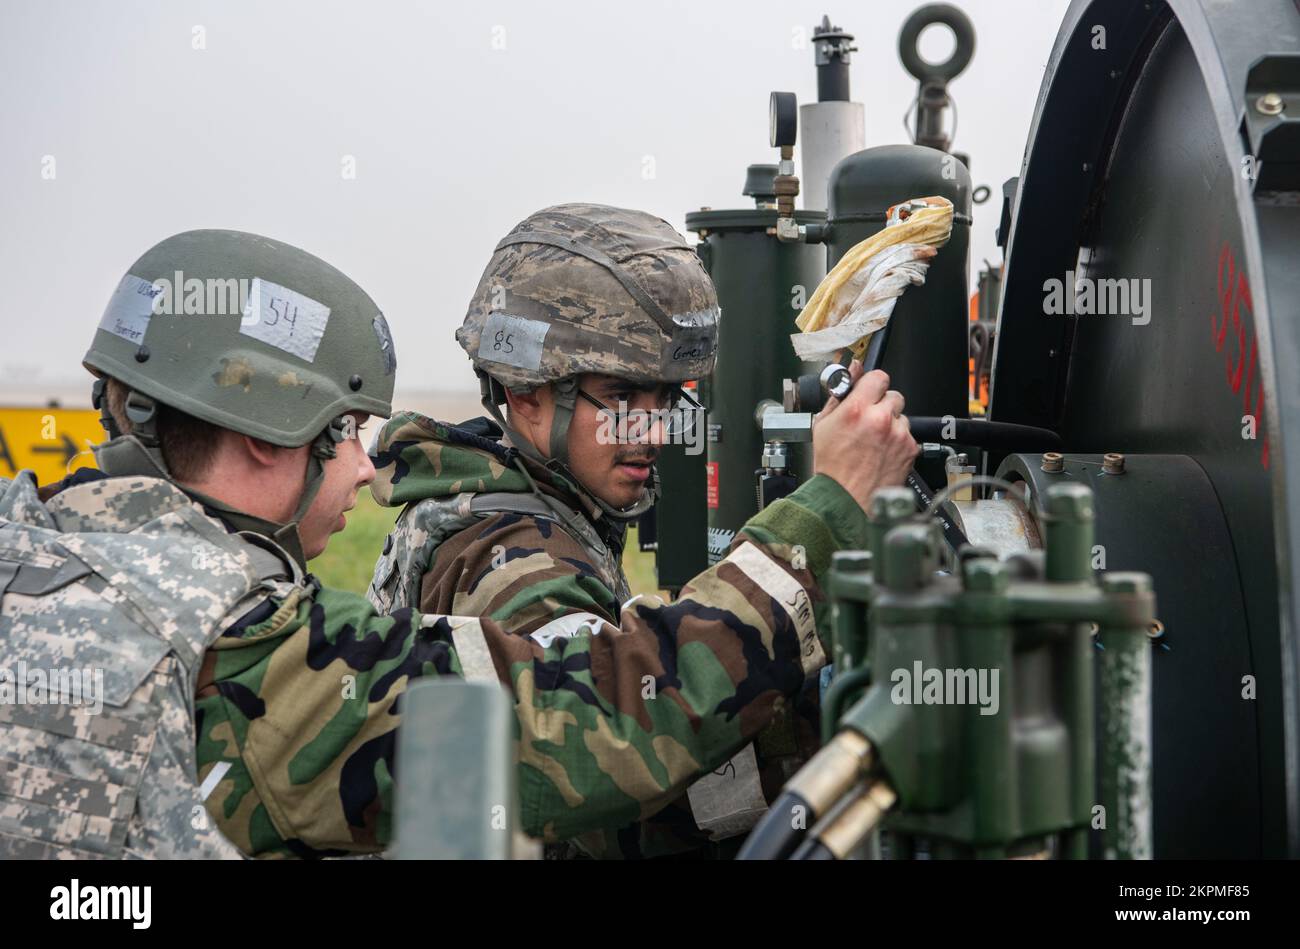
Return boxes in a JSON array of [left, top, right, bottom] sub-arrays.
[[123, 390, 160, 448]]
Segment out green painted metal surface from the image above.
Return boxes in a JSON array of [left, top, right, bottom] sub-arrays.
[[685, 208, 826, 565]]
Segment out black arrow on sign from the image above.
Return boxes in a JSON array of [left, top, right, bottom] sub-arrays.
[[31, 434, 80, 467]]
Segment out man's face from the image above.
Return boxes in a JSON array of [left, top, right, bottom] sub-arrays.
[[298, 412, 374, 559], [565, 374, 672, 511]]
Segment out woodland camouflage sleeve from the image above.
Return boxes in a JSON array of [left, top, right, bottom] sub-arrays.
[[195, 474, 868, 853], [194, 587, 470, 857], [474, 473, 868, 841], [418, 509, 623, 637]]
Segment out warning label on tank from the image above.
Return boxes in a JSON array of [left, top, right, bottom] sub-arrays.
[[707, 527, 734, 565], [706, 461, 719, 509]]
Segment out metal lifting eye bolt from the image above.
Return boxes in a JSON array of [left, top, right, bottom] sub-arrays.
[[820, 363, 853, 400]]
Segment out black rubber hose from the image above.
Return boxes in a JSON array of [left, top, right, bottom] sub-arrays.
[[735, 790, 814, 860], [791, 838, 836, 860], [907, 416, 1061, 452], [853, 320, 974, 552], [860, 320, 891, 374], [906, 469, 970, 552]]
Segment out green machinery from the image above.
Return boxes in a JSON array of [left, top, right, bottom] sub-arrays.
[[737, 480, 1155, 860], [398, 0, 1300, 860], [674, 3, 1171, 861], [729, 0, 1300, 860], [685, 175, 828, 569]]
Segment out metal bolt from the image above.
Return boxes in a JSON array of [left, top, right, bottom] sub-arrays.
[[134, 345, 150, 363], [1102, 452, 1126, 475], [1257, 92, 1285, 116], [349, 374, 363, 391], [1147, 619, 1165, 641], [868, 487, 915, 523], [962, 557, 1008, 594], [1041, 451, 1064, 473], [882, 523, 935, 590], [1045, 482, 1094, 521], [761, 441, 788, 468]]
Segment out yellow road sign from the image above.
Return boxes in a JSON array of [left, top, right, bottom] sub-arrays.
[[0, 407, 104, 486]]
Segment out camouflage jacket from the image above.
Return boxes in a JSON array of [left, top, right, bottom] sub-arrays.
[[195, 415, 867, 856], [0, 469, 286, 860], [367, 414, 632, 619], [365, 413, 844, 857]]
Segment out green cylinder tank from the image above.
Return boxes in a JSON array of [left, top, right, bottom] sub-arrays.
[[686, 183, 827, 564]]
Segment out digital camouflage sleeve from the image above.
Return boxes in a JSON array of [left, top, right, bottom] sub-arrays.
[[195, 474, 869, 856]]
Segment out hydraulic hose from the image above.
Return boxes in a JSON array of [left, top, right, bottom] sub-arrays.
[[906, 469, 970, 552], [791, 780, 898, 860], [733, 789, 815, 861], [791, 839, 836, 860], [906, 416, 1062, 452], [736, 730, 874, 860]]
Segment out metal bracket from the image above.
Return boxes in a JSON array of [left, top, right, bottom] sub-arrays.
[[1245, 55, 1300, 191]]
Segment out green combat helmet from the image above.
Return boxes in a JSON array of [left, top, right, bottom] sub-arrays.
[[456, 203, 719, 520], [83, 228, 398, 564]]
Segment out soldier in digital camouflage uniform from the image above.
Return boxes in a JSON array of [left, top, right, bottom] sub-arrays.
[[365, 204, 919, 857], [0, 221, 913, 860], [0, 228, 399, 858]]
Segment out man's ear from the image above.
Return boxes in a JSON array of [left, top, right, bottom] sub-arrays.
[[503, 385, 546, 427], [239, 432, 287, 469]]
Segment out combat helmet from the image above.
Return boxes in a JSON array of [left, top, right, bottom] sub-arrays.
[[83, 229, 399, 562], [457, 203, 719, 520]]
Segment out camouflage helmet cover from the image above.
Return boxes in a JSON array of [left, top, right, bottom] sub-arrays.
[[84, 229, 398, 447], [456, 204, 719, 389]]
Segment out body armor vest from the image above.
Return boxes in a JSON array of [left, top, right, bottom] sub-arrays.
[[367, 489, 631, 616]]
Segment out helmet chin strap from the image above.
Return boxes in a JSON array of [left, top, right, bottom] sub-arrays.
[[477, 371, 659, 523], [90, 381, 347, 570]]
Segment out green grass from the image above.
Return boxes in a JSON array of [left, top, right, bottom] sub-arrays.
[[622, 525, 667, 599], [307, 488, 400, 592], [308, 487, 667, 600]]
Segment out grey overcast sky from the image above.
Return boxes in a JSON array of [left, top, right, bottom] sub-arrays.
[[1, 0, 1072, 398]]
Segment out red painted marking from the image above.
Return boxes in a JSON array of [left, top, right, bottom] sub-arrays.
[[706, 461, 719, 510], [1212, 242, 1269, 469]]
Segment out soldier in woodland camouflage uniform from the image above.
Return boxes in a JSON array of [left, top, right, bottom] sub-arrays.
[[365, 204, 919, 857], [0, 219, 913, 860]]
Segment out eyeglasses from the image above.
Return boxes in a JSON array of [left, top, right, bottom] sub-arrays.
[[577, 385, 705, 440]]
